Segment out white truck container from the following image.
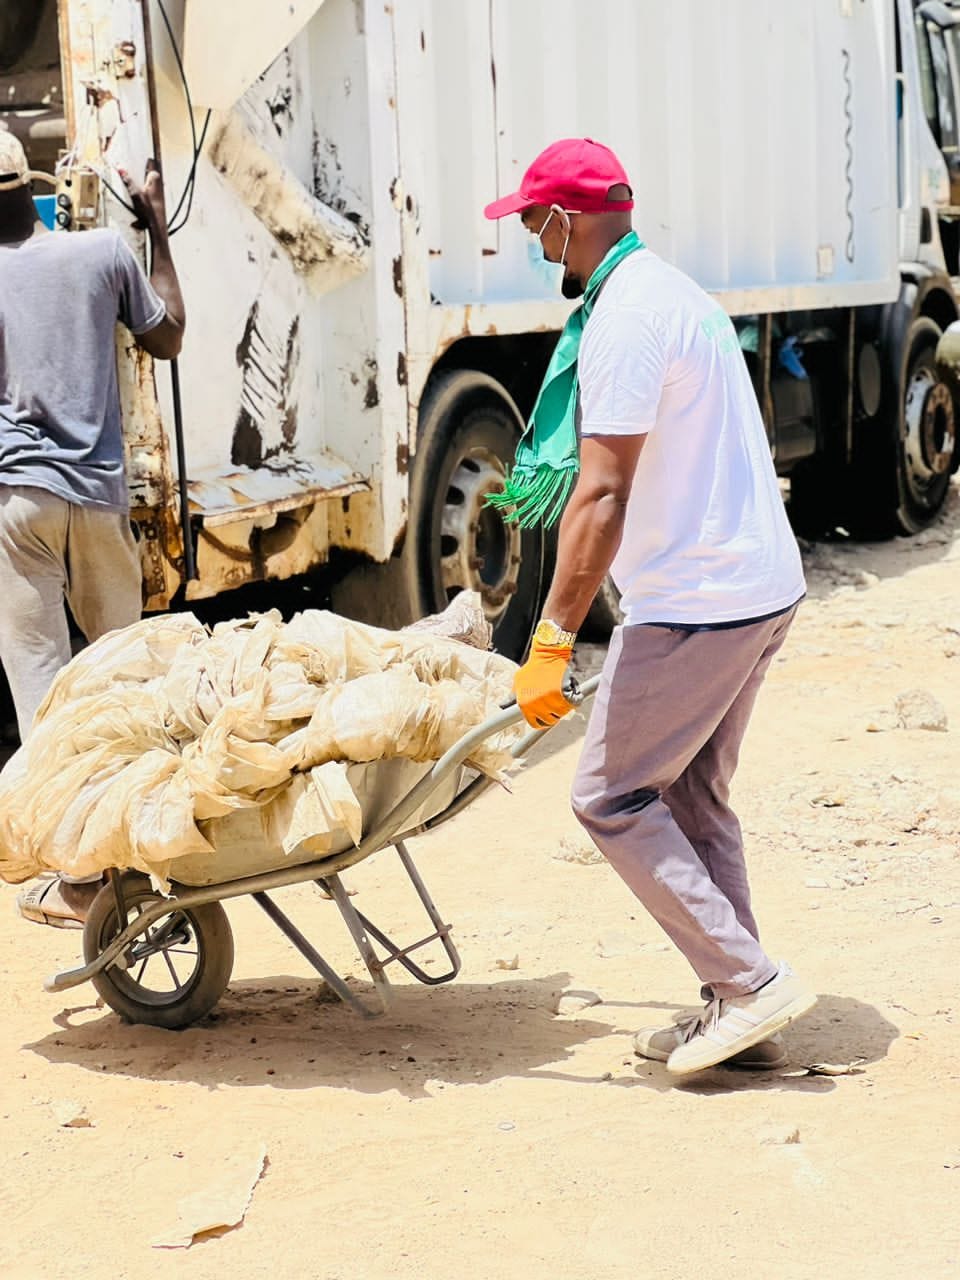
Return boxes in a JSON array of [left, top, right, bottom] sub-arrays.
[[3, 0, 960, 660]]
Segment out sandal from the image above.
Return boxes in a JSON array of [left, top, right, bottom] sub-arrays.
[[17, 875, 87, 929]]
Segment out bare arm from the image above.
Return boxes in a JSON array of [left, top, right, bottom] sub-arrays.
[[541, 432, 647, 632], [120, 160, 185, 360]]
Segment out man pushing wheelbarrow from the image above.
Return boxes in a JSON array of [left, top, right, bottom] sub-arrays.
[[485, 139, 815, 1076]]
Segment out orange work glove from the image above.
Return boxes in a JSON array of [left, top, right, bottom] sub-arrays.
[[513, 637, 576, 729]]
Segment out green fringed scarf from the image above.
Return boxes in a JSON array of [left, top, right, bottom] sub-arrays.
[[486, 229, 645, 528]]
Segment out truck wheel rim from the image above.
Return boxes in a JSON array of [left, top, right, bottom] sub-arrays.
[[439, 446, 521, 623], [905, 367, 955, 480]]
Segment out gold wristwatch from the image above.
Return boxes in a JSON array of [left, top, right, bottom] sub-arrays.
[[534, 618, 577, 648]]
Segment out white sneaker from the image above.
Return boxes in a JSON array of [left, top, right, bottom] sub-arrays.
[[666, 962, 816, 1076], [633, 1014, 787, 1070]]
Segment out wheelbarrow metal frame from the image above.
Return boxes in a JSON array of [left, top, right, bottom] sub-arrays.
[[45, 674, 601, 1017]]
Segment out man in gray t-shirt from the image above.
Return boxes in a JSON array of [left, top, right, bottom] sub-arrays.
[[0, 132, 185, 928]]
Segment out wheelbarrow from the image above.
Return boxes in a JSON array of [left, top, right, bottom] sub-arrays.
[[45, 675, 601, 1029]]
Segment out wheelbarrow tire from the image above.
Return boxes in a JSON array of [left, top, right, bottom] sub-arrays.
[[83, 873, 234, 1030]]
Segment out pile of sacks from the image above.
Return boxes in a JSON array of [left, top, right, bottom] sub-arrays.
[[0, 607, 519, 889]]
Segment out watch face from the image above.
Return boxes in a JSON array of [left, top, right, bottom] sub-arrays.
[[535, 620, 573, 646]]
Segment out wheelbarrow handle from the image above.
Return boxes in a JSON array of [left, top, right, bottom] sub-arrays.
[[563, 672, 585, 705], [500, 671, 584, 711]]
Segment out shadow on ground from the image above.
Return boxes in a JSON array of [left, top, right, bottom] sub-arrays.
[[606, 992, 900, 1096], [26, 976, 897, 1102]]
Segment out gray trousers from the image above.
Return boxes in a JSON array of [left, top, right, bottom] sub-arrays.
[[571, 608, 796, 999], [0, 485, 142, 743]]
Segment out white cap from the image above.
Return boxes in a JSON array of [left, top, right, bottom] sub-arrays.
[[0, 131, 48, 191]]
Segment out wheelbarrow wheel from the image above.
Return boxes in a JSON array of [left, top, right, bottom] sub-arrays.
[[83, 873, 234, 1030]]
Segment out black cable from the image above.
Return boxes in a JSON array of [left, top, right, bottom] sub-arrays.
[[156, 0, 197, 162], [168, 108, 211, 235], [156, 0, 204, 235], [168, 107, 210, 229], [99, 172, 137, 215]]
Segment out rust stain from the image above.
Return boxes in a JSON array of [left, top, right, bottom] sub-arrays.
[[435, 321, 560, 360], [392, 254, 404, 297], [114, 41, 136, 78], [212, 116, 371, 276], [266, 83, 294, 137], [231, 301, 301, 468], [83, 82, 116, 108], [396, 351, 408, 385], [363, 357, 379, 409], [195, 478, 368, 529], [396, 440, 409, 475], [311, 132, 370, 240]]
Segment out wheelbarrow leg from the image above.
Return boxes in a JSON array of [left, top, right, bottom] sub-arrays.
[[319, 841, 460, 987], [320, 874, 395, 1010], [251, 891, 386, 1018], [391, 840, 461, 981]]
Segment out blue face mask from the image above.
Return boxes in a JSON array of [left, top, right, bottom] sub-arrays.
[[528, 235, 565, 292], [527, 208, 569, 293]]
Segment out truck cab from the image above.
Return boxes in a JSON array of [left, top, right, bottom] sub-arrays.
[[911, 0, 960, 269]]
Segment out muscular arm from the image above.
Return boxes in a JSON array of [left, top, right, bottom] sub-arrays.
[[541, 432, 646, 632], [138, 221, 185, 360], [120, 160, 185, 360]]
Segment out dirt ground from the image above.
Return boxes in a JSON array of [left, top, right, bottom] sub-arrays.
[[2, 496, 960, 1280]]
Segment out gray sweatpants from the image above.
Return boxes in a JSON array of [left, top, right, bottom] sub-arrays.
[[0, 485, 142, 743], [571, 607, 796, 1000]]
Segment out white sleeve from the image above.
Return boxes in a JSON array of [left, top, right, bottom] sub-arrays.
[[578, 305, 669, 437]]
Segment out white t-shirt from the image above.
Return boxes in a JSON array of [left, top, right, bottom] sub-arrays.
[[578, 249, 805, 626]]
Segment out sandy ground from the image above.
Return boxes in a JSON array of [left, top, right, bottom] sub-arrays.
[[2, 497, 960, 1280]]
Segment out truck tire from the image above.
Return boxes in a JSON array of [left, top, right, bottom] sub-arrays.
[[583, 575, 624, 637], [847, 317, 956, 536], [541, 525, 623, 639], [788, 456, 842, 540], [0, 1, 45, 71], [406, 370, 546, 661]]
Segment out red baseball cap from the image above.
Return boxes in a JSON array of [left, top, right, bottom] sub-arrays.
[[484, 138, 633, 220]]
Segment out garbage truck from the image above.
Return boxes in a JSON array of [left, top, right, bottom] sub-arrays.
[[3, 0, 960, 662]]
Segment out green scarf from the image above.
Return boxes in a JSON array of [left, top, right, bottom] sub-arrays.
[[486, 230, 645, 528]]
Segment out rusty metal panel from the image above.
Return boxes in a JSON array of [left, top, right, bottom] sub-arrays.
[[144, 0, 407, 569], [51, 0, 410, 603], [188, 500, 336, 601], [118, 334, 173, 511], [189, 452, 367, 527]]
